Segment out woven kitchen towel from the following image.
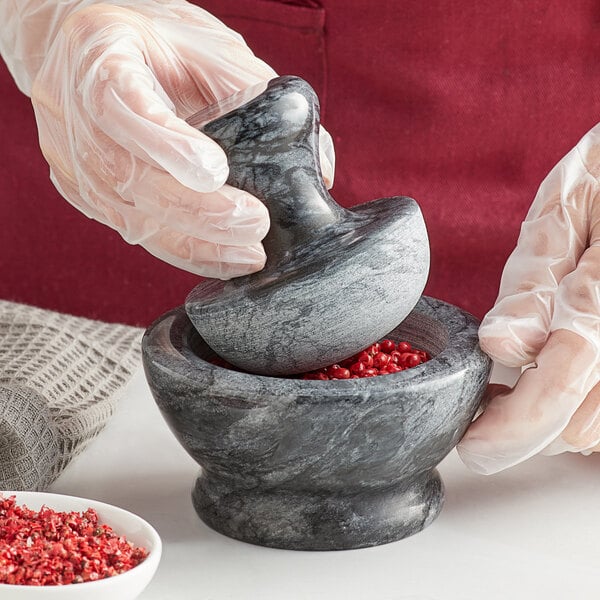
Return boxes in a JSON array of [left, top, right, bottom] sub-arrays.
[[0, 300, 142, 490]]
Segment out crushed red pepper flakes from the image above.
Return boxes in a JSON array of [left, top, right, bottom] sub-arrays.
[[0, 495, 148, 586]]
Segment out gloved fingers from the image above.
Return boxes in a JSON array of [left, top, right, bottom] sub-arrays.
[[82, 50, 230, 194], [67, 169, 268, 278], [157, 15, 335, 189], [139, 226, 266, 279], [29, 0, 292, 281], [542, 381, 600, 455], [79, 150, 264, 250], [457, 328, 597, 474], [550, 243, 600, 357], [128, 0, 248, 45], [155, 18, 277, 108], [123, 167, 270, 246], [535, 242, 600, 454], [49, 146, 163, 242], [478, 290, 554, 368], [479, 147, 596, 367], [35, 105, 121, 226], [41, 119, 151, 235], [56, 4, 230, 194], [32, 89, 76, 190], [43, 113, 270, 252], [319, 125, 335, 189]]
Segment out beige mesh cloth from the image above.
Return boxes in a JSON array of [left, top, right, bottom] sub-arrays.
[[0, 300, 143, 490]]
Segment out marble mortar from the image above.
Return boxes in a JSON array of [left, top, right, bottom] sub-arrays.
[[185, 76, 430, 376], [142, 296, 492, 551]]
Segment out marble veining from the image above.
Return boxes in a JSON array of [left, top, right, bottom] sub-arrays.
[[142, 296, 492, 550], [185, 77, 430, 376], [143, 77, 491, 551]]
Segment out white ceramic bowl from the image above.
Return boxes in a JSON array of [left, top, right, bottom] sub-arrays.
[[0, 491, 162, 599]]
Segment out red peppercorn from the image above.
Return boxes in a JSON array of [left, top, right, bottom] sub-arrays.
[[373, 352, 391, 369], [332, 367, 351, 379], [397, 341, 412, 352], [350, 362, 366, 375], [356, 351, 373, 368], [326, 364, 342, 377], [368, 342, 380, 355], [405, 353, 422, 368], [380, 339, 395, 353], [396, 352, 413, 364], [387, 350, 400, 363]]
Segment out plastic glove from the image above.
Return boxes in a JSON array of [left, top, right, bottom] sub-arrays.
[[0, 1, 335, 279], [457, 124, 600, 473]]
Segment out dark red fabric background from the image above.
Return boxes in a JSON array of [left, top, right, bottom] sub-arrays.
[[2, 0, 600, 326]]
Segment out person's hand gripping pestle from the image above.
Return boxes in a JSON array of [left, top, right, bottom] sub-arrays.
[[185, 76, 430, 376]]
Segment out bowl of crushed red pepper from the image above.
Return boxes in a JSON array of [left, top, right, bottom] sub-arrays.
[[0, 492, 161, 598], [142, 295, 492, 551]]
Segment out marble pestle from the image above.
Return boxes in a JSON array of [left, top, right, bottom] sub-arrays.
[[185, 76, 430, 376]]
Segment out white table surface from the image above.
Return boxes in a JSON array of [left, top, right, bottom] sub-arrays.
[[50, 364, 600, 600]]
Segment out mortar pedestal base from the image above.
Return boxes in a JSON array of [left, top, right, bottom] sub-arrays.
[[192, 470, 444, 551]]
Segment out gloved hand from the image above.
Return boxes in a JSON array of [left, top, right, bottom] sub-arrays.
[[457, 124, 600, 473], [0, 0, 335, 279]]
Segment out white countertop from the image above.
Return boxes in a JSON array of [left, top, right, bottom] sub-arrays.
[[50, 365, 600, 600]]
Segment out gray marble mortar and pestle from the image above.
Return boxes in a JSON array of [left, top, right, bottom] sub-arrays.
[[142, 76, 492, 550]]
